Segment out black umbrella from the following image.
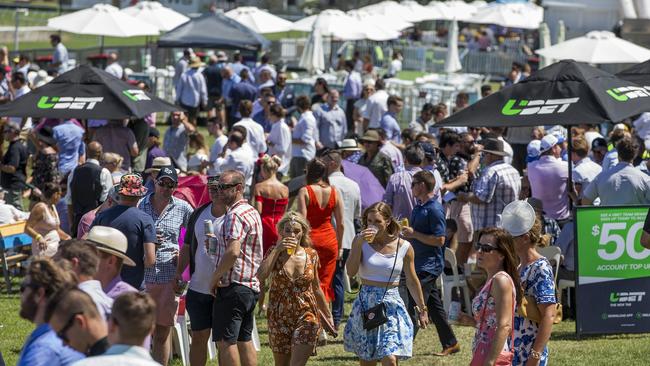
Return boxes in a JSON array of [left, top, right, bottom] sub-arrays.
[[0, 65, 179, 119], [438, 60, 650, 128], [616, 59, 650, 86], [158, 11, 270, 50]]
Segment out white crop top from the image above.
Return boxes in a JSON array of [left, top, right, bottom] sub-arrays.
[[358, 240, 411, 283]]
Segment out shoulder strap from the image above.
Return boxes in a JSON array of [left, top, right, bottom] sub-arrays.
[[379, 238, 401, 303]]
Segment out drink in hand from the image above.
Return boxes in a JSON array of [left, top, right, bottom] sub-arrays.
[[364, 225, 378, 243], [399, 218, 409, 228], [286, 237, 297, 255]]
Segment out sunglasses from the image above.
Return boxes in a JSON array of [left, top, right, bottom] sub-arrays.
[[215, 182, 239, 191], [474, 242, 499, 253], [156, 180, 177, 189], [57, 312, 83, 343]]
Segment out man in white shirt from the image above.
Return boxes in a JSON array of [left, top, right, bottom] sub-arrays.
[[215, 130, 255, 187], [104, 53, 123, 80], [72, 292, 160, 366], [386, 51, 402, 78], [10, 72, 31, 128], [206, 117, 228, 176], [233, 100, 267, 157], [50, 34, 68, 75], [363, 78, 389, 131], [290, 95, 317, 178], [570, 136, 602, 202], [267, 104, 291, 176], [0, 189, 28, 224], [322, 149, 361, 329]]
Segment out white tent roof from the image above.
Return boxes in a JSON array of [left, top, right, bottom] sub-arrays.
[[536, 30, 650, 64], [428, 1, 479, 21], [225, 6, 293, 34], [121, 1, 189, 32], [48, 4, 160, 37], [467, 2, 543, 29], [293, 9, 399, 41], [359, 0, 432, 23], [347, 9, 413, 32]]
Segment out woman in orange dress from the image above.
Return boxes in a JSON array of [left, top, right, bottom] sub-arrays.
[[258, 211, 333, 365], [297, 158, 344, 302]]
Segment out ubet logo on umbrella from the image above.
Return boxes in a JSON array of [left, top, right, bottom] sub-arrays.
[[606, 86, 650, 102], [501, 97, 579, 116], [122, 89, 151, 101], [37, 96, 104, 110]]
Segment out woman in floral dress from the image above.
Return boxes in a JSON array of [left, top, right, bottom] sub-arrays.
[[502, 200, 557, 366], [257, 211, 333, 366], [459, 227, 521, 365]]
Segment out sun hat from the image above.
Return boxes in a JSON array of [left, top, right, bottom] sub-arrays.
[[500, 200, 536, 237], [526, 140, 542, 163], [480, 138, 508, 157], [337, 139, 361, 151], [156, 166, 178, 183], [189, 56, 204, 68], [145, 157, 174, 174], [36, 126, 57, 147], [359, 130, 381, 142], [540, 134, 558, 153], [86, 226, 135, 266], [117, 173, 147, 197]]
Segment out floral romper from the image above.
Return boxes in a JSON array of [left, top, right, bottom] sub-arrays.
[[267, 247, 322, 354]]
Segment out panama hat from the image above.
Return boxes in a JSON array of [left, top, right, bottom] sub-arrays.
[[337, 139, 361, 151], [480, 138, 508, 157], [145, 157, 179, 174], [87, 226, 135, 266], [500, 200, 536, 237]]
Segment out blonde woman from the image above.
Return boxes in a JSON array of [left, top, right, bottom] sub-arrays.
[[102, 152, 124, 184], [258, 211, 333, 366]]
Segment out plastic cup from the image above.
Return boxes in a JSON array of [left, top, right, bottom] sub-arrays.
[[399, 218, 409, 228], [286, 237, 297, 255], [364, 225, 378, 243]]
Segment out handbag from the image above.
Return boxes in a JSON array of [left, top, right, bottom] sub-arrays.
[[518, 295, 563, 324], [361, 239, 400, 331], [470, 274, 514, 366]]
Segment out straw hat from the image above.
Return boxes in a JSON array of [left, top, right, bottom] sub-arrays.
[[337, 139, 361, 151], [87, 226, 135, 266], [145, 157, 175, 174]]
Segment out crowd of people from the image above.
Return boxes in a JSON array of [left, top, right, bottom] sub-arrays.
[[4, 40, 650, 366]]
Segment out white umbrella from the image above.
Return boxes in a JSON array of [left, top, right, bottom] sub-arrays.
[[538, 22, 552, 68], [467, 2, 544, 29], [294, 9, 398, 41], [556, 20, 566, 44], [347, 9, 413, 32], [292, 13, 318, 32], [225, 6, 293, 34], [536, 30, 650, 64], [299, 26, 325, 73], [48, 4, 159, 37], [428, 1, 478, 21], [444, 19, 462, 73], [360, 0, 430, 23], [121, 1, 189, 32]]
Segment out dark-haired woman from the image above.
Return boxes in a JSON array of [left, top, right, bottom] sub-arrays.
[[297, 158, 344, 303], [459, 227, 520, 366], [258, 211, 333, 366], [30, 126, 60, 205], [311, 78, 329, 106], [25, 183, 70, 257]]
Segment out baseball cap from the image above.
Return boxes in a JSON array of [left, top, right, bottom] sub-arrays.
[[148, 127, 160, 138], [156, 166, 178, 183], [527, 140, 542, 163], [591, 137, 608, 150], [540, 134, 558, 153]]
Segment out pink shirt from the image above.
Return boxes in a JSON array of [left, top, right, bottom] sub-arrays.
[[527, 155, 569, 220]]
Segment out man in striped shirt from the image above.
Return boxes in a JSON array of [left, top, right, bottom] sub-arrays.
[[209, 170, 262, 366]]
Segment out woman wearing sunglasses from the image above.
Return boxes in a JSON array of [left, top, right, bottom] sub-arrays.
[[458, 227, 521, 366]]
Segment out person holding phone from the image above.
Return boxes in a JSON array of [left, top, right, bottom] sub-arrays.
[[257, 211, 332, 366]]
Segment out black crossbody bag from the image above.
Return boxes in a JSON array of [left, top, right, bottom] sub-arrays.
[[362, 239, 401, 330]]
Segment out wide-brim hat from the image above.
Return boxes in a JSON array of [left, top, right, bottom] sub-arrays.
[[87, 225, 135, 266], [359, 130, 381, 142], [189, 56, 204, 68], [481, 138, 508, 157], [145, 157, 179, 174], [338, 139, 361, 151], [36, 126, 57, 146], [500, 200, 536, 237], [118, 173, 148, 197]]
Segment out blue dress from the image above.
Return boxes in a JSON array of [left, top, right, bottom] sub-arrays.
[[344, 285, 414, 361], [513, 258, 556, 366]]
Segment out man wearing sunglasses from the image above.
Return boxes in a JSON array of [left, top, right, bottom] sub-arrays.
[[48, 288, 109, 357], [17, 258, 83, 366], [138, 166, 193, 366]]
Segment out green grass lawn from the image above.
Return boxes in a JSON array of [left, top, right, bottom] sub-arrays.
[[2, 285, 650, 366]]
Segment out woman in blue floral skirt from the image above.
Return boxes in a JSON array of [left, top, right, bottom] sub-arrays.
[[344, 202, 429, 365]]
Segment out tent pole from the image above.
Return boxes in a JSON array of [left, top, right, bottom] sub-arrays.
[[567, 126, 573, 210]]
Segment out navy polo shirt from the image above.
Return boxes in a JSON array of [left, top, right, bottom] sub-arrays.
[[410, 197, 446, 277]]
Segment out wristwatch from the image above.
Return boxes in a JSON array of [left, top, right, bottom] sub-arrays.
[[529, 349, 542, 360]]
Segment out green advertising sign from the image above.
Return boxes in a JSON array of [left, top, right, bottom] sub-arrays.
[[577, 207, 650, 281]]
